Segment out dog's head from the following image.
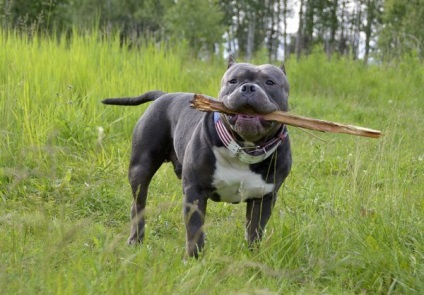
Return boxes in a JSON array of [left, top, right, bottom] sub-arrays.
[[218, 55, 289, 143]]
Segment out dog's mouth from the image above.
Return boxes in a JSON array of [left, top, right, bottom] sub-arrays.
[[226, 114, 262, 125], [225, 114, 276, 143]]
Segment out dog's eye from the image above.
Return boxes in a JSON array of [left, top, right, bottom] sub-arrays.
[[266, 80, 275, 86], [229, 79, 237, 84]]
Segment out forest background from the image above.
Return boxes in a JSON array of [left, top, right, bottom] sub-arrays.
[[2, 0, 424, 62]]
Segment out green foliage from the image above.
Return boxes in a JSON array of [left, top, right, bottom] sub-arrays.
[[0, 0, 225, 54], [1, 29, 423, 294], [0, 0, 69, 33], [2, 0, 423, 61], [164, 0, 225, 53], [379, 0, 424, 60]]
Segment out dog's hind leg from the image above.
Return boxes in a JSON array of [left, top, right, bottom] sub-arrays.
[[126, 108, 172, 245], [127, 153, 163, 245]]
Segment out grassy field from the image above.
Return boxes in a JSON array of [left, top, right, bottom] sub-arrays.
[[0, 29, 423, 294]]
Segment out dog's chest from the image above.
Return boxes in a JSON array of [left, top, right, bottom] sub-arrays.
[[211, 147, 274, 203]]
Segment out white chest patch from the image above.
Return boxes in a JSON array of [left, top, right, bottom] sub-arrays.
[[212, 147, 275, 203]]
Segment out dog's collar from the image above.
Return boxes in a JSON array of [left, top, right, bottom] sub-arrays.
[[214, 112, 288, 164]]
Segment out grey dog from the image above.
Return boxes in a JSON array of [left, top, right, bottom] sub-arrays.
[[102, 56, 292, 257]]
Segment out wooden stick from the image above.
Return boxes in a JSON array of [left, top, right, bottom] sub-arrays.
[[191, 94, 382, 139]]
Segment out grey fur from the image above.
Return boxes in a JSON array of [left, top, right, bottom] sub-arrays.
[[102, 58, 292, 258]]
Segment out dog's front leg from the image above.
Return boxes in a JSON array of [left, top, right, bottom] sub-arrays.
[[183, 191, 207, 258], [245, 194, 276, 247]]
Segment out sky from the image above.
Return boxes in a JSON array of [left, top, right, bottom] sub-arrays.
[[286, 1, 300, 34]]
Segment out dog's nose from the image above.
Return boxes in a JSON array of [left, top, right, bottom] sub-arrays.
[[241, 83, 256, 93]]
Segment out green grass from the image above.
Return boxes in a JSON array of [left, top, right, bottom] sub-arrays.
[[0, 29, 423, 294]]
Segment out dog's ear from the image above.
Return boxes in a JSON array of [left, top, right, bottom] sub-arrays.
[[228, 54, 236, 69], [279, 62, 287, 75]]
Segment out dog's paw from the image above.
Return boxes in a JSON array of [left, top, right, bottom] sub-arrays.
[[127, 232, 144, 245]]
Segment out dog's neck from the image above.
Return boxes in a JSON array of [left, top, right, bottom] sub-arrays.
[[213, 112, 288, 164]]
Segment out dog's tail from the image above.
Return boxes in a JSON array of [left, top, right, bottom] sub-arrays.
[[102, 90, 166, 106]]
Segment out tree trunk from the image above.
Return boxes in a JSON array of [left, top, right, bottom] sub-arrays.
[[328, 0, 338, 59], [247, 13, 255, 61], [352, 0, 362, 60], [295, 0, 304, 60], [283, 0, 288, 60], [363, 0, 374, 64], [339, 0, 348, 55], [267, 0, 276, 62], [274, 0, 281, 61], [303, 0, 315, 54]]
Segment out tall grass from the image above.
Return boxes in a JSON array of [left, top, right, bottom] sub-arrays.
[[0, 29, 423, 294]]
